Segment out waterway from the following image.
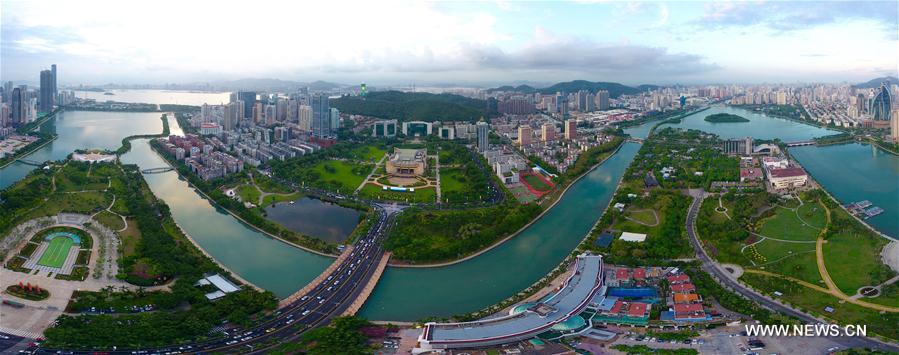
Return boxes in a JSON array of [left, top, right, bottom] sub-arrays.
[[73, 89, 230, 106], [657, 105, 838, 141], [0, 110, 164, 189], [358, 142, 642, 321], [264, 198, 362, 244]]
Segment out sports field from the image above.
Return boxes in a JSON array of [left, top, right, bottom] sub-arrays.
[[37, 236, 75, 268]]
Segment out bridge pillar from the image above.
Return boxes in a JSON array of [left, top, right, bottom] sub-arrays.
[[342, 252, 391, 316]]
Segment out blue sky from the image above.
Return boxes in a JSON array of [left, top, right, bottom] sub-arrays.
[[2, 0, 896, 86]]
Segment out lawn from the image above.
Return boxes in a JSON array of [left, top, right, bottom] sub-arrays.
[[823, 230, 895, 295], [351, 145, 387, 163], [757, 206, 821, 241], [439, 167, 487, 203], [38, 236, 74, 268], [522, 174, 553, 192], [22, 191, 112, 221], [626, 209, 659, 226], [119, 218, 142, 258], [750, 239, 820, 285], [94, 210, 125, 230], [311, 160, 371, 193], [740, 273, 899, 341], [261, 192, 303, 207], [359, 183, 436, 203], [796, 202, 826, 229], [236, 184, 261, 205]]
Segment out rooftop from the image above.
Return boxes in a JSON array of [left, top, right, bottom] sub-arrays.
[[768, 167, 807, 178]]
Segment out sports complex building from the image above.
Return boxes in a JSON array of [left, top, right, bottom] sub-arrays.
[[414, 254, 604, 352]]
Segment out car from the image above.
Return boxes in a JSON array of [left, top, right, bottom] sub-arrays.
[[319, 299, 325, 304], [0, 334, 9, 339], [302, 310, 311, 316], [266, 328, 276, 333], [286, 319, 295, 324], [301, 296, 309, 301], [226, 340, 238, 345]]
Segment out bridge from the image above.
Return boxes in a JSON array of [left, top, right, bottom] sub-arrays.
[[16, 159, 45, 167], [140, 167, 175, 174], [786, 140, 816, 147], [626, 137, 644, 144]]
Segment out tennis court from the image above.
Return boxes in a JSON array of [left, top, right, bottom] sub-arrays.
[[37, 234, 77, 268]]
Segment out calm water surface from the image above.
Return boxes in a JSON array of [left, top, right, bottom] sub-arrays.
[[73, 89, 229, 106], [264, 198, 362, 244]]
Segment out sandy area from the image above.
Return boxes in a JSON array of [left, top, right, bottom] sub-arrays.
[[882, 241, 899, 273]]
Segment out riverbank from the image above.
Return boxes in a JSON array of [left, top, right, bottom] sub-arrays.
[[145, 140, 338, 258], [115, 113, 171, 155], [0, 134, 58, 169], [388, 139, 625, 268]]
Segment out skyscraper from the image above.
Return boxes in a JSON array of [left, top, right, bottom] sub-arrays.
[[237, 91, 256, 118], [51, 64, 57, 106], [311, 94, 330, 138], [11, 87, 23, 124], [517, 125, 532, 146], [329, 108, 340, 132], [870, 82, 892, 121], [476, 121, 489, 153], [223, 102, 239, 131], [298, 105, 313, 131], [40, 69, 54, 112]]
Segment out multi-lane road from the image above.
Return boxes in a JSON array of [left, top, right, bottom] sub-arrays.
[[684, 190, 899, 353], [24, 203, 401, 354]]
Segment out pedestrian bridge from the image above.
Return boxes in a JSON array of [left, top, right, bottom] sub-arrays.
[[141, 167, 175, 174], [785, 141, 815, 147]]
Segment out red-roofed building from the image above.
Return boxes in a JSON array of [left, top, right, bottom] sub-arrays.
[[615, 268, 630, 281], [671, 283, 696, 293], [767, 167, 808, 189], [667, 274, 690, 284], [740, 168, 762, 182], [627, 302, 650, 318], [673, 303, 707, 321], [609, 300, 623, 315], [633, 268, 646, 280]]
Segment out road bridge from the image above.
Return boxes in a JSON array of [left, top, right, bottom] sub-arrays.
[[16, 159, 45, 166], [140, 167, 175, 174], [785, 140, 816, 147]]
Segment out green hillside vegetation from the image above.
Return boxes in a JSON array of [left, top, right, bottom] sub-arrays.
[[704, 113, 750, 123], [488, 80, 643, 98], [331, 91, 489, 122]]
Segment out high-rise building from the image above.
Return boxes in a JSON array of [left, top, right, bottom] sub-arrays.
[[517, 125, 532, 146], [237, 91, 256, 118], [891, 110, 899, 142], [564, 119, 577, 140], [11, 87, 23, 124], [596, 90, 610, 110], [870, 82, 892, 121], [311, 94, 330, 138], [856, 93, 867, 117], [298, 105, 312, 131], [39, 69, 54, 112], [476, 121, 489, 153], [223, 102, 239, 131], [723, 137, 753, 155], [372, 119, 398, 138], [541, 122, 555, 142], [329, 107, 340, 132], [51, 64, 57, 106]]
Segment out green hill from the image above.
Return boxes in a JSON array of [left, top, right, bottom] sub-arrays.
[[330, 91, 489, 122], [488, 80, 643, 98]]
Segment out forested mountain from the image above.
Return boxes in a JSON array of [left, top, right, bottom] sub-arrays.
[[488, 80, 648, 98], [331, 90, 489, 122]]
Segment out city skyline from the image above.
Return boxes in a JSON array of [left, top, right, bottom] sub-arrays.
[[2, 0, 897, 86]]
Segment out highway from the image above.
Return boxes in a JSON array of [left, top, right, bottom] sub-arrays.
[[683, 190, 899, 353], [28, 203, 402, 354]]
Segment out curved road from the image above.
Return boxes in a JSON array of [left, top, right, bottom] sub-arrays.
[[684, 189, 898, 352]]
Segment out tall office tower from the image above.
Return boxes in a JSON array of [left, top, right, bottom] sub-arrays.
[[3, 81, 12, 101], [517, 125, 532, 146], [298, 105, 313, 131], [40, 69, 54, 112], [596, 90, 610, 110], [870, 82, 893, 121], [564, 119, 577, 140], [310, 94, 330, 138], [51, 64, 57, 106], [276, 99, 288, 122], [555, 92, 565, 114], [223, 102, 239, 131], [329, 108, 340, 132], [11, 87, 23, 124], [541, 122, 555, 142], [891, 111, 899, 142], [264, 104, 277, 126], [238, 91, 256, 118], [229, 92, 238, 103], [476, 121, 489, 153], [585, 92, 595, 112]]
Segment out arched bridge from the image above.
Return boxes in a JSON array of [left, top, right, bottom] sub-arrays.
[[141, 167, 175, 174], [16, 159, 45, 166]]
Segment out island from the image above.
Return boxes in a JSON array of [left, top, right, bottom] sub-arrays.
[[704, 113, 750, 122]]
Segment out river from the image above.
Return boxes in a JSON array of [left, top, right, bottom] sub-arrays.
[[2, 96, 895, 320]]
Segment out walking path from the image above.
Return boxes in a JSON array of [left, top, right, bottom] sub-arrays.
[[355, 154, 387, 194], [433, 154, 442, 202], [623, 208, 659, 227]]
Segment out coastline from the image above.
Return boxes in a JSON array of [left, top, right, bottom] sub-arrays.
[[389, 139, 625, 268], [144, 140, 338, 258]]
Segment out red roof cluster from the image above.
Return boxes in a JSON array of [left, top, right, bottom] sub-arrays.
[[667, 274, 690, 284], [671, 283, 696, 293]]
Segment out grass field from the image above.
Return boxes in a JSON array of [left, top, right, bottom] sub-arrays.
[[757, 206, 822, 241], [359, 183, 436, 203], [236, 184, 260, 204], [351, 145, 387, 163], [94, 210, 125, 230], [823, 229, 895, 295], [311, 160, 371, 193], [626, 209, 659, 226], [38, 236, 74, 268], [522, 174, 553, 192]]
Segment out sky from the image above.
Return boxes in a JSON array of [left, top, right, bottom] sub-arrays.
[[2, 0, 897, 87]]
